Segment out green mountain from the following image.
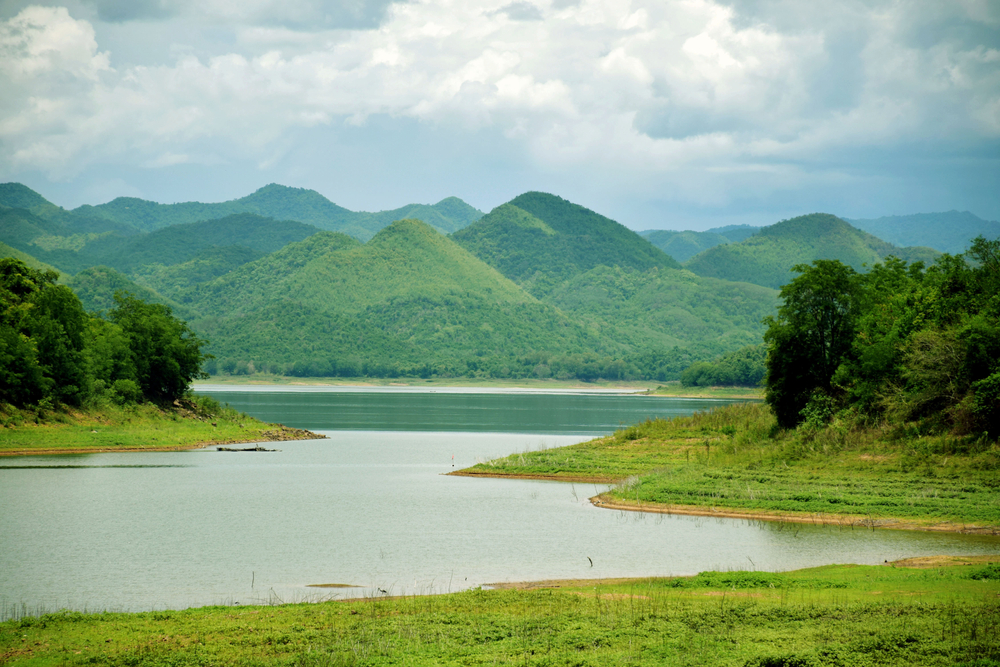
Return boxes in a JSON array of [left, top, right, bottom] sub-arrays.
[[80, 213, 322, 274], [452, 192, 679, 297], [0, 241, 60, 274], [846, 211, 1000, 254], [65, 265, 197, 320], [70, 183, 483, 240], [545, 266, 776, 354], [184, 221, 614, 376], [706, 225, 759, 242], [640, 230, 734, 263], [684, 213, 939, 290]]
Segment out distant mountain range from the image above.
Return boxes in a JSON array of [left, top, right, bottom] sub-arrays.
[[683, 213, 940, 290], [2, 181, 995, 381], [642, 211, 998, 264]]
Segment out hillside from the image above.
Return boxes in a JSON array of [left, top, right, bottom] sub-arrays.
[[640, 229, 734, 262], [452, 192, 679, 297], [544, 266, 777, 378], [65, 265, 197, 320], [846, 210, 1000, 254], [185, 221, 616, 376], [684, 213, 939, 289]]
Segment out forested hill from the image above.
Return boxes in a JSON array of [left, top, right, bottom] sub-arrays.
[[845, 211, 1000, 254], [684, 213, 940, 290], [185, 220, 616, 377], [451, 192, 679, 297], [67, 184, 483, 240]]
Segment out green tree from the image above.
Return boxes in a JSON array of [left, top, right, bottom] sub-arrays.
[[108, 292, 209, 402], [764, 260, 860, 428]]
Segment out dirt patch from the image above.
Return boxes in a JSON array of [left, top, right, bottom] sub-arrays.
[[887, 555, 1000, 569]]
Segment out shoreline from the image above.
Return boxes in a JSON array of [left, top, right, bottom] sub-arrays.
[[0, 427, 325, 457], [450, 470, 1000, 535]]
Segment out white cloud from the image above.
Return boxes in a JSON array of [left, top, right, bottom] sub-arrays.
[[0, 0, 997, 214]]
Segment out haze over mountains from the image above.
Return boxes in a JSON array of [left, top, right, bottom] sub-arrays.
[[2, 181, 994, 381]]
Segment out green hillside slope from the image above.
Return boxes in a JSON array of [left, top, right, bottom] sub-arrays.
[[65, 265, 197, 320], [640, 230, 733, 262], [186, 221, 613, 376], [846, 210, 1000, 254], [81, 213, 322, 273], [0, 241, 60, 274], [685, 213, 939, 289], [545, 266, 777, 377], [452, 193, 678, 297]]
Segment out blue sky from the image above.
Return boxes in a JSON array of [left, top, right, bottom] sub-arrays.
[[1, 0, 998, 230]]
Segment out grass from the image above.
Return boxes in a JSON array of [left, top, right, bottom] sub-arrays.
[[0, 395, 321, 456], [1, 559, 998, 666], [646, 382, 764, 399], [458, 403, 1000, 531]]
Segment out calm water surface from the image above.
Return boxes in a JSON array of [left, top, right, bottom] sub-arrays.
[[1, 388, 997, 615]]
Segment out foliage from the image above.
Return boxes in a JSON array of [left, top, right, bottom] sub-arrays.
[[0, 258, 210, 409], [108, 293, 209, 402], [681, 344, 766, 387], [764, 260, 860, 428], [761, 236, 1000, 435]]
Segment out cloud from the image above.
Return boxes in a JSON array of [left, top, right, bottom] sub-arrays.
[[0, 0, 997, 218]]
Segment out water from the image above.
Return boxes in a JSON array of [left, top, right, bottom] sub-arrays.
[[1, 388, 997, 616]]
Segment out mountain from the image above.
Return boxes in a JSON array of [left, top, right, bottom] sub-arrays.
[[640, 230, 734, 263], [705, 224, 760, 242], [184, 220, 614, 376], [845, 211, 1000, 254], [544, 266, 777, 369], [684, 213, 940, 289], [70, 183, 483, 240], [65, 265, 197, 320], [79, 213, 322, 274], [452, 192, 679, 297], [0, 241, 60, 274]]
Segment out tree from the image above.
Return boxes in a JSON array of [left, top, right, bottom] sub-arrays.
[[764, 260, 860, 428], [108, 292, 209, 402]]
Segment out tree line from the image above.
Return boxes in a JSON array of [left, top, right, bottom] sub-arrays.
[[763, 237, 999, 438], [1, 259, 208, 408]]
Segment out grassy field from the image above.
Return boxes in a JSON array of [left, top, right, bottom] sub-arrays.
[[1, 558, 997, 666], [457, 403, 1000, 532], [0, 396, 322, 456]]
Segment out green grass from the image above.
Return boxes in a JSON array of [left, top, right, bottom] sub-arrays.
[[0, 396, 319, 455], [459, 403, 1000, 530], [2, 560, 998, 666]]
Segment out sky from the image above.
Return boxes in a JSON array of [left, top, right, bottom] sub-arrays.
[[1, 0, 998, 231]]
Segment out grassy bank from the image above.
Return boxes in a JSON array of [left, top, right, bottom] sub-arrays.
[[2, 558, 998, 666], [457, 403, 1000, 532], [645, 382, 764, 399], [0, 396, 323, 456]]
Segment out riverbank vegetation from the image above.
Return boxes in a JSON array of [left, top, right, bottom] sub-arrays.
[[460, 401, 1000, 531], [2, 558, 997, 665], [0, 394, 320, 455]]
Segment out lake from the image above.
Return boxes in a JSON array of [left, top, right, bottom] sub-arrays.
[[1, 387, 997, 617]]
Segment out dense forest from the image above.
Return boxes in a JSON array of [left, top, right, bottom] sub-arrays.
[[764, 237, 1000, 437], [0, 258, 208, 408]]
